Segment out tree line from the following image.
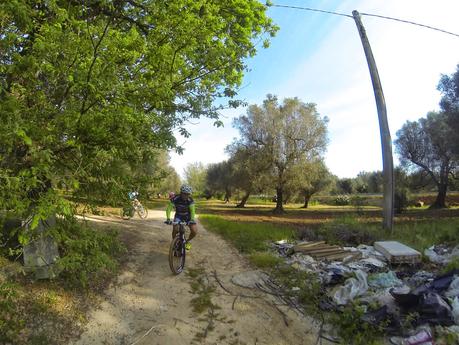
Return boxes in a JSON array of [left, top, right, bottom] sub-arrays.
[[187, 66, 459, 211]]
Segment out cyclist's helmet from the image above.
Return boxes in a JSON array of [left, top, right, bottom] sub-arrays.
[[180, 185, 192, 194]]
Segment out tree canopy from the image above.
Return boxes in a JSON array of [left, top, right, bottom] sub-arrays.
[[0, 0, 277, 225], [395, 111, 457, 208], [231, 95, 328, 212]]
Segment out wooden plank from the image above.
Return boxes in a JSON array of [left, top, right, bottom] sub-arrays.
[[297, 241, 326, 246], [301, 246, 341, 254], [324, 252, 358, 261], [312, 250, 347, 258], [293, 241, 325, 249]]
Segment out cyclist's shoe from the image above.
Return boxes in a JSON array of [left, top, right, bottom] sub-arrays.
[[185, 241, 192, 251], [165, 220, 172, 225]]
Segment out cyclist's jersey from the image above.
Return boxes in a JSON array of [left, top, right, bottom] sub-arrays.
[[166, 195, 196, 220]]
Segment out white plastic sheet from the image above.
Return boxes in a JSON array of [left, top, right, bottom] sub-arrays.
[[333, 269, 368, 305], [445, 276, 459, 298], [452, 296, 459, 325]]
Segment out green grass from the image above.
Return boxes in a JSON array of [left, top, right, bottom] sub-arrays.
[[249, 252, 283, 269], [198, 214, 296, 253], [386, 218, 459, 251]]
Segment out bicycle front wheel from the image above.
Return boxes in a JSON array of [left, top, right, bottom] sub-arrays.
[[137, 204, 148, 219], [169, 236, 186, 274]]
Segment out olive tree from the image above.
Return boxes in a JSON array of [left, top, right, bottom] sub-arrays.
[[232, 95, 328, 212], [395, 112, 457, 208]]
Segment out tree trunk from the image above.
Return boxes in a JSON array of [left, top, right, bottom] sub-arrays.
[[430, 183, 448, 209], [301, 194, 311, 208], [236, 191, 250, 208], [224, 188, 231, 204], [273, 187, 284, 213]]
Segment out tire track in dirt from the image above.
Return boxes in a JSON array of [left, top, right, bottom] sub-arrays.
[[69, 210, 321, 345]]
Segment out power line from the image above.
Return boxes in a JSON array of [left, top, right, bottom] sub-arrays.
[[360, 12, 459, 38], [271, 3, 459, 38], [270, 4, 352, 18]]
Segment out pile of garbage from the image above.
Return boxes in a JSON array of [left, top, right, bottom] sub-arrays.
[[272, 240, 459, 344]]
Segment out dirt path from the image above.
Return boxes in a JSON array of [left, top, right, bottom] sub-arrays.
[[69, 210, 322, 345]]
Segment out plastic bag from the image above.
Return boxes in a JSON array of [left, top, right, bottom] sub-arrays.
[[333, 269, 368, 305], [369, 271, 404, 289], [445, 276, 459, 298], [452, 296, 459, 325]]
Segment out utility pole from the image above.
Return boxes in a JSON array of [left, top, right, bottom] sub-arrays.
[[352, 10, 394, 231]]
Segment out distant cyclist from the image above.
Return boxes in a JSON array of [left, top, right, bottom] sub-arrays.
[[165, 185, 197, 250]]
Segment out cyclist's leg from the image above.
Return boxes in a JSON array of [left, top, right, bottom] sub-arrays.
[[172, 216, 180, 239], [188, 223, 197, 241]]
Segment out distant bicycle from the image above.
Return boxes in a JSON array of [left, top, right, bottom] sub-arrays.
[[167, 221, 188, 274], [122, 199, 148, 219]]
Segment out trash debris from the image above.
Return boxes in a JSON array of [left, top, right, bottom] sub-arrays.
[[333, 269, 368, 305], [390, 326, 434, 345], [369, 271, 404, 289], [405, 271, 435, 289], [272, 238, 459, 342], [424, 245, 459, 265], [452, 297, 459, 325], [374, 241, 422, 264], [446, 276, 459, 298], [428, 270, 459, 293], [391, 286, 420, 309], [418, 293, 454, 326], [272, 241, 294, 256], [361, 305, 401, 334], [292, 241, 360, 261]]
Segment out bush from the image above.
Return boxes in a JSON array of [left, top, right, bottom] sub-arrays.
[[318, 216, 376, 246], [394, 188, 411, 214], [49, 218, 126, 289], [351, 195, 368, 214], [334, 194, 351, 206]]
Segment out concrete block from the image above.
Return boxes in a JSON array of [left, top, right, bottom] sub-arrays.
[[374, 241, 421, 264]]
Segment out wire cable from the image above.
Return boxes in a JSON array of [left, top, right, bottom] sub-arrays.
[[271, 4, 352, 18], [360, 12, 459, 38], [271, 3, 459, 38]]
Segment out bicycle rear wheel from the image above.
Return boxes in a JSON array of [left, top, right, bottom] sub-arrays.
[[169, 236, 186, 274], [137, 204, 148, 219]]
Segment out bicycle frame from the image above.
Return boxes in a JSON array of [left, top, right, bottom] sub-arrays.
[[173, 221, 187, 241], [169, 221, 187, 274]]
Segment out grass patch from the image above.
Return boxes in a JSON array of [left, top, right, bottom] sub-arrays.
[[249, 252, 283, 269], [199, 214, 295, 253], [313, 215, 459, 252]]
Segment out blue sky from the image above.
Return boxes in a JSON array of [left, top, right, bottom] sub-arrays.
[[171, 0, 459, 178]]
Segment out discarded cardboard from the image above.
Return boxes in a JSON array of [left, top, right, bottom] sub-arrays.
[[374, 241, 421, 264]]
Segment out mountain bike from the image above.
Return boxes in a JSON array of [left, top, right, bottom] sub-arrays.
[[122, 199, 148, 219], [168, 221, 187, 274]]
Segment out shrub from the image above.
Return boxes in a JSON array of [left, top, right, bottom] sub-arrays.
[[49, 218, 126, 289], [318, 216, 376, 246], [334, 194, 351, 206], [351, 195, 368, 214], [394, 188, 411, 214]]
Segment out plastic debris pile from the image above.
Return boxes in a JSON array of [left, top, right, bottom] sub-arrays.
[[271, 240, 459, 343]]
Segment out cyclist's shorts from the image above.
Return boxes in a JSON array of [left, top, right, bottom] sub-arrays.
[[174, 215, 191, 223]]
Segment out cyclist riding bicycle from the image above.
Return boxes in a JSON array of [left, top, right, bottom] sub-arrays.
[[165, 185, 197, 251]]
